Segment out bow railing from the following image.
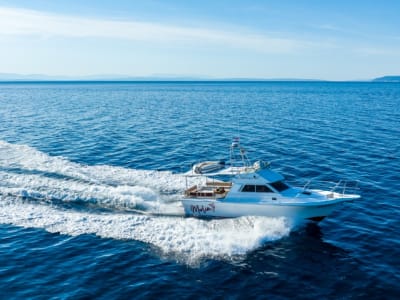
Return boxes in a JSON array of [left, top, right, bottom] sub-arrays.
[[289, 179, 361, 197]]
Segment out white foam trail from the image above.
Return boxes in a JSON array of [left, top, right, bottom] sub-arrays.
[[0, 141, 292, 264], [0, 171, 162, 210], [0, 198, 291, 264], [0, 140, 202, 213], [0, 140, 192, 192]]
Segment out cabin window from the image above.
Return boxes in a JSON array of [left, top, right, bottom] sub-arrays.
[[270, 181, 289, 192], [256, 185, 273, 193], [241, 185, 274, 193], [241, 185, 255, 192]]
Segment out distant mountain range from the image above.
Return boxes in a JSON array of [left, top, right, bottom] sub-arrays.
[[372, 76, 400, 82], [0, 73, 189, 81], [0, 73, 325, 81], [0, 73, 399, 82]]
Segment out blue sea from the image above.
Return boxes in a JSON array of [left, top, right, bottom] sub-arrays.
[[0, 81, 399, 299]]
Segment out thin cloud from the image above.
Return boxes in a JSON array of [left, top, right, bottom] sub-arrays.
[[0, 6, 304, 53], [318, 24, 342, 31], [355, 47, 400, 56]]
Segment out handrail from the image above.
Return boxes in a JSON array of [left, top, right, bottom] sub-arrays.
[[289, 179, 360, 196]]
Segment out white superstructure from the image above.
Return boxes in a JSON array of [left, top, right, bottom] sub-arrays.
[[182, 139, 360, 221]]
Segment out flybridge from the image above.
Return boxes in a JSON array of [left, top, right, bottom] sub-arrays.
[[186, 137, 270, 176]]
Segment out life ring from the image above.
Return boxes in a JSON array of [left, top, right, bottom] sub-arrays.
[[215, 187, 225, 194]]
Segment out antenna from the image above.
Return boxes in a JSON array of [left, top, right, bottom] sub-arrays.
[[230, 137, 250, 168]]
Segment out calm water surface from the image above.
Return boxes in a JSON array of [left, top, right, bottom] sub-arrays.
[[0, 82, 399, 299]]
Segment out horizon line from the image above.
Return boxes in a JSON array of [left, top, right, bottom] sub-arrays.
[[0, 73, 398, 83], [0, 79, 393, 83]]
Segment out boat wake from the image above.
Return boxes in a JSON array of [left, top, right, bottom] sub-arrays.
[[0, 140, 188, 214], [0, 141, 291, 264]]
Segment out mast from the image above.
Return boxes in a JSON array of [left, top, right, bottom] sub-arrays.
[[230, 137, 250, 167]]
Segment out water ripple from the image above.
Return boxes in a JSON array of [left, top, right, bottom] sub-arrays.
[[0, 82, 399, 298]]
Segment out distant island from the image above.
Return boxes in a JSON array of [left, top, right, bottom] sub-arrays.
[[372, 76, 400, 82]]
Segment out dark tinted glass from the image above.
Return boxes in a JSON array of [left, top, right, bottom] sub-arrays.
[[242, 185, 255, 192], [270, 181, 289, 192], [256, 185, 273, 193]]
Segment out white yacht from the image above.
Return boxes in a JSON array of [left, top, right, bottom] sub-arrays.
[[182, 138, 360, 221]]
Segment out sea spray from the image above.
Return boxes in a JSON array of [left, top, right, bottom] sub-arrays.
[[0, 198, 291, 265]]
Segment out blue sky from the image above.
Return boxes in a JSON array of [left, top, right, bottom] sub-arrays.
[[0, 0, 399, 80]]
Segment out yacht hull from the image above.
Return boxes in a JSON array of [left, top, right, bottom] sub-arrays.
[[182, 198, 354, 221]]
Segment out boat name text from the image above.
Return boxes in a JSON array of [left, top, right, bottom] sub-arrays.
[[190, 203, 215, 214]]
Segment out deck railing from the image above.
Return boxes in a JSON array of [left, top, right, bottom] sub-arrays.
[[289, 180, 360, 197]]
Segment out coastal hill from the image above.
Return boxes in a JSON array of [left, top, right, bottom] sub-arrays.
[[372, 76, 400, 82]]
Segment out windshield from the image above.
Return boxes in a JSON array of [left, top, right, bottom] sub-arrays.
[[270, 181, 290, 192]]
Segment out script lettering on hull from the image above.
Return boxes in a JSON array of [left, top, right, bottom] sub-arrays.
[[190, 203, 216, 214]]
